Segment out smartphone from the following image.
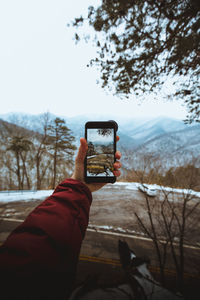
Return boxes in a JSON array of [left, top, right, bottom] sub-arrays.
[[84, 121, 118, 183]]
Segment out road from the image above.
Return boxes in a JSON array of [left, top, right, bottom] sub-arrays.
[[0, 182, 200, 300], [0, 184, 200, 278], [0, 217, 199, 279]]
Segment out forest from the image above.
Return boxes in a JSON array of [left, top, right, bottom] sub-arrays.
[[1, 114, 200, 191], [0, 115, 76, 190], [123, 164, 200, 191]]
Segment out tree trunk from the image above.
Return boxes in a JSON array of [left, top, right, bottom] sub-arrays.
[[24, 163, 30, 190], [36, 153, 41, 190], [52, 149, 57, 189], [8, 169, 13, 189], [20, 153, 30, 190], [16, 153, 21, 190]]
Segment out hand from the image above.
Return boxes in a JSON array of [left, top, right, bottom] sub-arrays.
[[71, 137, 122, 193]]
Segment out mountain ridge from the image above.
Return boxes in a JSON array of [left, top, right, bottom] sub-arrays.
[[0, 112, 199, 170]]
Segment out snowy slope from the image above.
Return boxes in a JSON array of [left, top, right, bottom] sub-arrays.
[[1, 112, 200, 170]]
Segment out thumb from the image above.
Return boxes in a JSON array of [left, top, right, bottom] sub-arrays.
[[75, 138, 88, 164], [71, 138, 88, 182]]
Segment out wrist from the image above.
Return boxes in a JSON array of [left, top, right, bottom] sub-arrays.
[[63, 178, 92, 198]]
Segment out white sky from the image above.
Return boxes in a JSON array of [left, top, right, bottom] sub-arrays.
[[88, 129, 113, 143], [0, 0, 187, 120]]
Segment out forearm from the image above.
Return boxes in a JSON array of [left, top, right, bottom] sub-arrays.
[[0, 179, 92, 298]]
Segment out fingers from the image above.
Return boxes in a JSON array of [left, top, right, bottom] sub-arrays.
[[113, 150, 122, 177], [115, 150, 121, 160], [113, 169, 121, 177], [114, 161, 122, 169]]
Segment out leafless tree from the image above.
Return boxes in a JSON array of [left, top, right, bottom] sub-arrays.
[[34, 113, 52, 190], [7, 136, 33, 190], [134, 160, 200, 293]]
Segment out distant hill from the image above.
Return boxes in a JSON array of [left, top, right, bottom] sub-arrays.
[[123, 117, 187, 145], [0, 118, 37, 140], [123, 123, 200, 171], [0, 112, 200, 171]]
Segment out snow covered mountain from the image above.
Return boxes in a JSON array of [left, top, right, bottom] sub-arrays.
[[0, 112, 189, 144], [0, 112, 199, 170], [130, 124, 200, 170], [123, 117, 187, 145]]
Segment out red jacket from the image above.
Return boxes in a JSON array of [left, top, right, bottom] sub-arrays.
[[0, 179, 92, 300]]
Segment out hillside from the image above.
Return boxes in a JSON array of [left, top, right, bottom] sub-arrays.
[[0, 119, 36, 139], [129, 124, 200, 170], [0, 112, 200, 173], [0, 117, 76, 190]]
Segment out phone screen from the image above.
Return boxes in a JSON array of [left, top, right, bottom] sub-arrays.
[[86, 127, 115, 180]]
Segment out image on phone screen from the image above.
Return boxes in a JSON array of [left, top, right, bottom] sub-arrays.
[[86, 128, 114, 177]]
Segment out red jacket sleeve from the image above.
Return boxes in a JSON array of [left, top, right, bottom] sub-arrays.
[[0, 179, 92, 299]]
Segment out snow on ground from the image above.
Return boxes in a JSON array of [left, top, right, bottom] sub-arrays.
[[106, 182, 200, 198], [0, 190, 53, 203], [0, 182, 200, 203], [105, 182, 138, 190], [149, 184, 200, 197], [88, 223, 145, 236]]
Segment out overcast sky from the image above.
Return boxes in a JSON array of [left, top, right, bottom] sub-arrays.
[[88, 129, 113, 144], [0, 0, 187, 120]]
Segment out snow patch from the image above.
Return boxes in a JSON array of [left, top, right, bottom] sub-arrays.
[[0, 190, 53, 203], [115, 182, 200, 198], [88, 223, 145, 236], [0, 181, 199, 204]]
